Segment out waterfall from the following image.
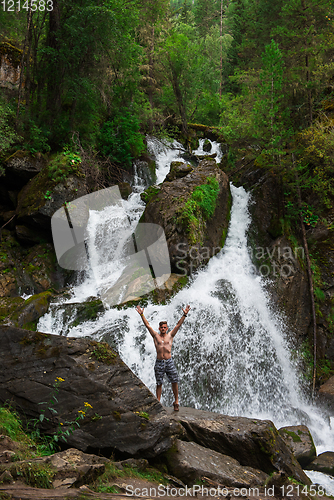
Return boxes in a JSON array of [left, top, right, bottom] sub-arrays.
[[192, 138, 223, 163], [38, 137, 334, 454]]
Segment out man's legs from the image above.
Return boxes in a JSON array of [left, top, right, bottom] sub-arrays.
[[172, 382, 179, 405], [156, 384, 162, 401]]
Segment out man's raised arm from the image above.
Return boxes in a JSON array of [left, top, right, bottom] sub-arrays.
[[136, 305, 157, 337], [170, 304, 191, 337]]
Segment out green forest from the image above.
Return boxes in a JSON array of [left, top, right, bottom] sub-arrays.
[[3, 0, 334, 472], [1, 0, 333, 176], [1, 0, 334, 251]]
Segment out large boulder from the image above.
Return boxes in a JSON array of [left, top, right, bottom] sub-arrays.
[[0, 326, 179, 458], [0, 448, 108, 489], [318, 375, 334, 412], [278, 425, 316, 467], [6, 291, 53, 329], [165, 439, 268, 487], [4, 151, 46, 189], [306, 451, 334, 475], [0, 232, 66, 298], [167, 407, 310, 484], [140, 159, 231, 274], [16, 164, 87, 232]]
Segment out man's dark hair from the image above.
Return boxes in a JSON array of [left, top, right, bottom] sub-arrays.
[[159, 321, 167, 327]]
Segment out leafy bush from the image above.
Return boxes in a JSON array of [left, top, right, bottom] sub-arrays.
[[0, 99, 22, 173], [23, 120, 51, 154], [99, 111, 145, 167], [295, 123, 334, 209], [48, 149, 83, 183]]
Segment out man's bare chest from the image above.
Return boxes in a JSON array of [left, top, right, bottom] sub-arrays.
[[156, 335, 172, 347]]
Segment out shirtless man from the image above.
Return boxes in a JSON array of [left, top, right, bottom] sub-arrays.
[[136, 304, 191, 411]]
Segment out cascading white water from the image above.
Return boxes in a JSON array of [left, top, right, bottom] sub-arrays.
[[38, 137, 334, 454], [192, 138, 223, 163], [146, 136, 186, 184]]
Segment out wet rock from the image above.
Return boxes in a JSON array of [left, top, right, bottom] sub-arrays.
[[8, 291, 53, 329], [278, 425, 316, 467], [318, 376, 334, 412], [306, 451, 334, 475], [4, 152, 46, 189], [0, 326, 179, 458], [15, 225, 45, 244], [140, 159, 230, 274], [203, 139, 211, 152], [118, 182, 132, 200], [165, 161, 193, 182], [167, 407, 310, 484], [46, 298, 105, 335], [165, 439, 268, 487], [263, 236, 311, 342]]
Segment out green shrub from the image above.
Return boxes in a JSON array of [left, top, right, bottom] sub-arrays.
[[48, 149, 83, 183], [99, 111, 145, 167], [175, 176, 220, 244], [0, 99, 22, 169], [23, 120, 50, 154]]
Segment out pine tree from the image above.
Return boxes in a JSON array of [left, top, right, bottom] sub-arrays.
[[254, 40, 289, 163], [275, 0, 334, 127]]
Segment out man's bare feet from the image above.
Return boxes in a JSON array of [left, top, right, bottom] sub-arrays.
[[173, 402, 179, 411]]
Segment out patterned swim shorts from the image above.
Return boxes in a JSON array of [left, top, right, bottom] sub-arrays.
[[154, 358, 179, 386]]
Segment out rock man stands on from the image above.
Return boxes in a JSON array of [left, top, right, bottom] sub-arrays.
[[136, 304, 191, 411]]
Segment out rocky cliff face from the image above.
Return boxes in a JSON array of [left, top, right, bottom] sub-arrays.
[[0, 326, 179, 458], [140, 159, 231, 275], [0, 42, 21, 90]]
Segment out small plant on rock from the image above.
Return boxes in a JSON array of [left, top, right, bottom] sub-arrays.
[[30, 377, 94, 452]]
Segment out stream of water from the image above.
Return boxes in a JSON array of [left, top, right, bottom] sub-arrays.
[[38, 137, 334, 454]]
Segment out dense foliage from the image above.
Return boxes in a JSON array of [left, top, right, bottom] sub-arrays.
[[1, 0, 334, 184]]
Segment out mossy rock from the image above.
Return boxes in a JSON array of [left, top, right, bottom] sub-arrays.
[[16, 153, 86, 229], [116, 274, 189, 309], [0, 41, 22, 67], [140, 185, 161, 204], [165, 161, 193, 182], [16, 164, 56, 220], [10, 291, 53, 330], [0, 297, 24, 324], [70, 299, 104, 327]]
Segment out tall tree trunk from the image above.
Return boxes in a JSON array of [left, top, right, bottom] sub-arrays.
[[46, 0, 61, 118], [148, 26, 155, 109], [305, 53, 312, 125], [220, 0, 223, 97], [16, 7, 33, 122], [169, 60, 188, 135], [301, 0, 312, 125]]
